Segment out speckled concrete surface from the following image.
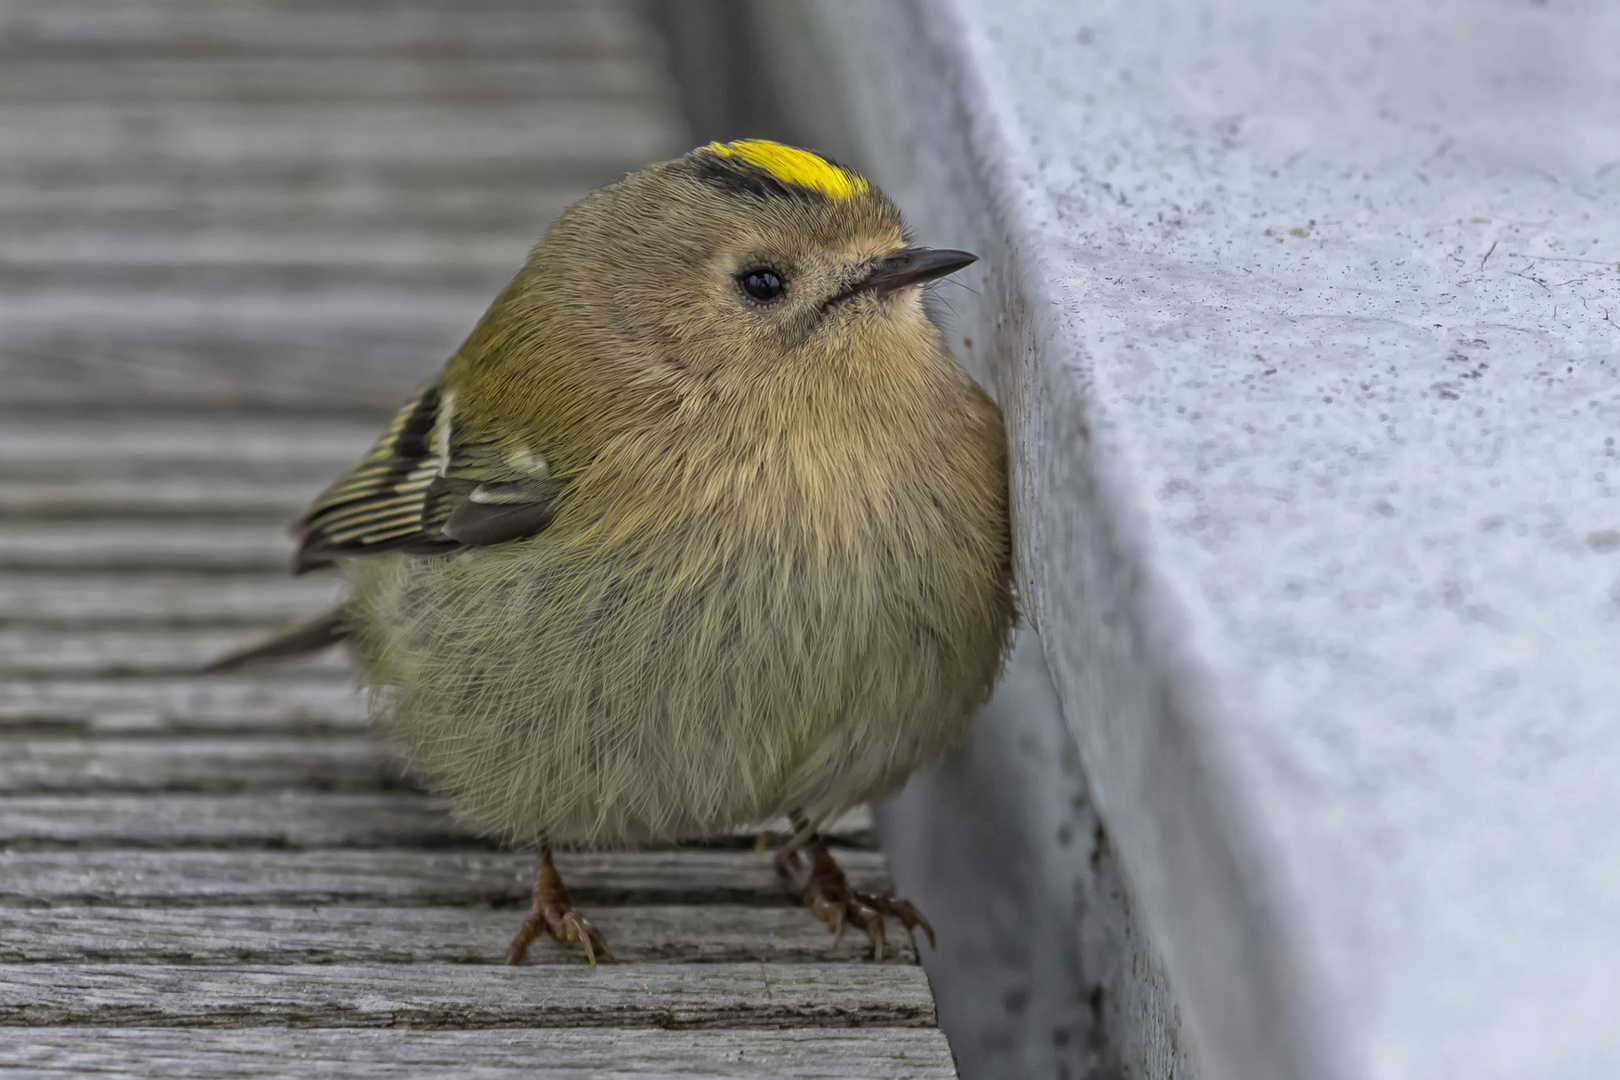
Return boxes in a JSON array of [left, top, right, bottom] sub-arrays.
[[783, 2, 1620, 1078]]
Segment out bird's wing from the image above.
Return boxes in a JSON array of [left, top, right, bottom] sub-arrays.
[[292, 381, 559, 572]]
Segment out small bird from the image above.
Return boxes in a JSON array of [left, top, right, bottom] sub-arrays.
[[214, 139, 1015, 963]]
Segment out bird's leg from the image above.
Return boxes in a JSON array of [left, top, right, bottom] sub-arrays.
[[774, 813, 936, 962], [504, 843, 612, 965]]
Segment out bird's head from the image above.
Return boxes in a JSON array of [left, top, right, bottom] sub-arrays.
[[453, 140, 981, 461], [516, 141, 976, 386]]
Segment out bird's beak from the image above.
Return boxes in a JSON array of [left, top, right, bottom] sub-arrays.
[[851, 247, 979, 299]]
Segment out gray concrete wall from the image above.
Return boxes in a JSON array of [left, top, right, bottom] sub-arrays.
[[728, 2, 1620, 1079]]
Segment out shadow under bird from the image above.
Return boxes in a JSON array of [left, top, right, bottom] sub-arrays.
[[213, 139, 1014, 964]]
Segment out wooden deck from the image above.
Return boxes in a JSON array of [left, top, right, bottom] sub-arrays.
[[0, 3, 956, 1075]]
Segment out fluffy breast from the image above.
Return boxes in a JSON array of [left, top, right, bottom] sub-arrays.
[[346, 365, 1013, 846]]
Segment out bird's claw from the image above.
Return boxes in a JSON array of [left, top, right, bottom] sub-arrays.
[[776, 837, 934, 962], [506, 846, 613, 966], [554, 909, 610, 965]]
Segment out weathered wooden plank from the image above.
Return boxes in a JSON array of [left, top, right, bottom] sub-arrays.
[[1, 230, 532, 271], [0, 106, 679, 170], [0, 737, 391, 794], [0, 285, 495, 337], [0, 418, 375, 466], [0, 793, 874, 848], [0, 792, 469, 848], [0, 630, 346, 675], [0, 677, 365, 734], [0, 963, 937, 1029], [0, 319, 463, 410], [0, 300, 471, 407], [0, 849, 893, 907], [0, 157, 629, 200], [0, 182, 582, 234], [0, 235, 556, 283], [0, 481, 314, 520], [0, 575, 340, 626], [0, 57, 659, 105], [0, 1026, 957, 1079], [0, 905, 912, 965], [0, 524, 294, 572], [0, 355, 429, 411], [0, 2, 656, 60]]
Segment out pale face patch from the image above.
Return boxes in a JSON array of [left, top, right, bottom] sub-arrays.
[[703, 140, 869, 201]]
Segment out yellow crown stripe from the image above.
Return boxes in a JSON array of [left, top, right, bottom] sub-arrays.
[[703, 139, 868, 201]]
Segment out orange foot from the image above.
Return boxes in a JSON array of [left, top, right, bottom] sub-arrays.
[[505, 844, 612, 965], [775, 835, 935, 961]]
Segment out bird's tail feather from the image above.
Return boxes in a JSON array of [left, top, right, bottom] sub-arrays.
[[203, 606, 349, 672]]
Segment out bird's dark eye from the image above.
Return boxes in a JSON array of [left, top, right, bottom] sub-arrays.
[[738, 268, 786, 303]]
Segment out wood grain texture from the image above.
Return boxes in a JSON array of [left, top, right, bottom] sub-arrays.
[[0, 188, 580, 245], [0, 482, 316, 521], [0, 2, 656, 59], [0, 792, 478, 848], [0, 793, 875, 847], [0, 575, 343, 626], [0, 736, 392, 794], [0, 849, 894, 907], [0, 676, 366, 733], [0, 106, 677, 177], [1, 228, 537, 272], [0, 58, 660, 106], [0, 905, 914, 965], [0, 524, 295, 571], [0, 963, 938, 1029], [0, 629, 347, 676], [0, 1027, 958, 1079], [0, 418, 376, 465], [0, 0, 685, 407], [0, 328, 467, 409]]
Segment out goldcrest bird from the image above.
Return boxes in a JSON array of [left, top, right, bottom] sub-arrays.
[[214, 139, 1015, 963]]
